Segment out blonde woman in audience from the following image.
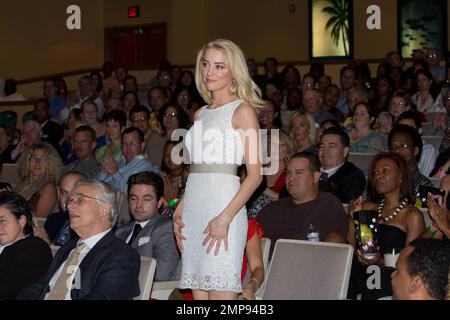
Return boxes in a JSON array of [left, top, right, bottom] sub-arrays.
[[348, 102, 385, 153], [290, 110, 318, 154], [15, 142, 62, 218], [263, 130, 297, 200]]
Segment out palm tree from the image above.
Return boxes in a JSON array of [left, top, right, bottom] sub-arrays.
[[322, 0, 350, 56]]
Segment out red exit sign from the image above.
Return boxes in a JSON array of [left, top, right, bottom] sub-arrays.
[[128, 6, 140, 18]]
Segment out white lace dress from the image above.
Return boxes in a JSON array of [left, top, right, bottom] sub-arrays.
[[179, 100, 247, 293]]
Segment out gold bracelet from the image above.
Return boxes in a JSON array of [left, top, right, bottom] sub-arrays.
[[248, 277, 260, 289]]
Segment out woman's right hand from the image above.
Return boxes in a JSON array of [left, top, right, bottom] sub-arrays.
[[348, 195, 363, 220], [173, 206, 186, 252]]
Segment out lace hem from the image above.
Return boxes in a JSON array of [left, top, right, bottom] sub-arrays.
[[179, 272, 242, 293]]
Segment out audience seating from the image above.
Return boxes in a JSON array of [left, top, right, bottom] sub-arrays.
[[348, 152, 376, 174], [135, 257, 157, 300], [150, 237, 272, 300], [0, 163, 20, 187], [116, 191, 132, 227], [261, 239, 353, 300], [423, 136, 442, 150]]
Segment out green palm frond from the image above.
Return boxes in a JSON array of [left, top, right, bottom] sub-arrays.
[[321, 0, 350, 56]]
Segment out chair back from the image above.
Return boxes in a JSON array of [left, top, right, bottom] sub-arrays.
[[135, 257, 157, 300], [0, 163, 20, 187], [348, 152, 376, 174], [422, 136, 442, 150], [262, 239, 353, 300]]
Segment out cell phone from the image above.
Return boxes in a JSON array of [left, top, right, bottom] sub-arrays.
[[415, 185, 446, 208]]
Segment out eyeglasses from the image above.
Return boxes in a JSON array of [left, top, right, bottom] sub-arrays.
[[389, 144, 413, 151], [30, 156, 46, 163], [164, 112, 177, 118], [132, 116, 147, 123], [122, 140, 139, 147], [160, 75, 170, 80], [68, 193, 104, 206]]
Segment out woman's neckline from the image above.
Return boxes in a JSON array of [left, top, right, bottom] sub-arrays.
[[206, 99, 241, 111]]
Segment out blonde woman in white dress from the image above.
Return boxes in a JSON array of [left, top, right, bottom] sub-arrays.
[[173, 39, 263, 300]]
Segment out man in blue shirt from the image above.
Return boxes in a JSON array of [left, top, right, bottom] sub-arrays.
[[43, 79, 65, 120], [97, 127, 159, 192]]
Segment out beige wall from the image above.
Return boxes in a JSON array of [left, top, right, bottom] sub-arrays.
[[0, 0, 103, 80], [2, 0, 449, 83]]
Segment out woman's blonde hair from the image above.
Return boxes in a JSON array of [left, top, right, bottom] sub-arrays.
[[195, 39, 264, 109], [290, 111, 317, 145], [279, 130, 298, 162], [15, 142, 63, 201]]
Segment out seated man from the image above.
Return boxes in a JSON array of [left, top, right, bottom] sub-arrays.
[[318, 127, 366, 203], [97, 127, 159, 192], [388, 124, 433, 193], [257, 152, 348, 255], [33, 98, 64, 151], [34, 172, 86, 246], [18, 180, 140, 300], [392, 238, 450, 300], [64, 126, 101, 179], [116, 171, 180, 281]]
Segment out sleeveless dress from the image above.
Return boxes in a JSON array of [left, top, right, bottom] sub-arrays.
[[179, 99, 248, 293]]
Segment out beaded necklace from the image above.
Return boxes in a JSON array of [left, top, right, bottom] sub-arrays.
[[377, 198, 408, 223]]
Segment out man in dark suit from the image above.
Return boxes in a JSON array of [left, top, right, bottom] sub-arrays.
[[33, 98, 64, 151], [318, 127, 366, 203], [18, 180, 140, 300], [116, 171, 180, 281]]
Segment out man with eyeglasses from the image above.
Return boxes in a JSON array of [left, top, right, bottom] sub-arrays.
[[129, 105, 165, 167], [97, 127, 159, 193], [388, 124, 433, 194], [18, 179, 141, 300]]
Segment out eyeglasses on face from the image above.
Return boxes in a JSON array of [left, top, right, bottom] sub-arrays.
[[388, 144, 413, 151], [122, 140, 139, 147], [132, 116, 147, 123], [68, 193, 104, 206], [164, 112, 178, 118]]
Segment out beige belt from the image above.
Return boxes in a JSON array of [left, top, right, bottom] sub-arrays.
[[189, 164, 238, 175]]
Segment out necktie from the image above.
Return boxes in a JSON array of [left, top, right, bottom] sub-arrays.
[[47, 242, 87, 300], [320, 171, 329, 182], [128, 223, 142, 245]]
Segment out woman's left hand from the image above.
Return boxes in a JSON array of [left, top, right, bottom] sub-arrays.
[[203, 214, 231, 256], [356, 250, 382, 266]]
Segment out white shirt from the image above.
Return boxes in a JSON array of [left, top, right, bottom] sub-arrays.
[[45, 229, 111, 300], [125, 220, 150, 244], [321, 162, 345, 178]]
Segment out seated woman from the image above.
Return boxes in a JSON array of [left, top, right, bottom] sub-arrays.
[[289, 111, 318, 154], [160, 140, 185, 201], [259, 99, 281, 132], [347, 152, 425, 299], [263, 130, 297, 200], [348, 102, 385, 153], [96, 109, 126, 165], [411, 68, 439, 113], [81, 99, 106, 148], [158, 105, 189, 141], [0, 191, 52, 299], [0, 125, 15, 164], [15, 142, 63, 218]]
